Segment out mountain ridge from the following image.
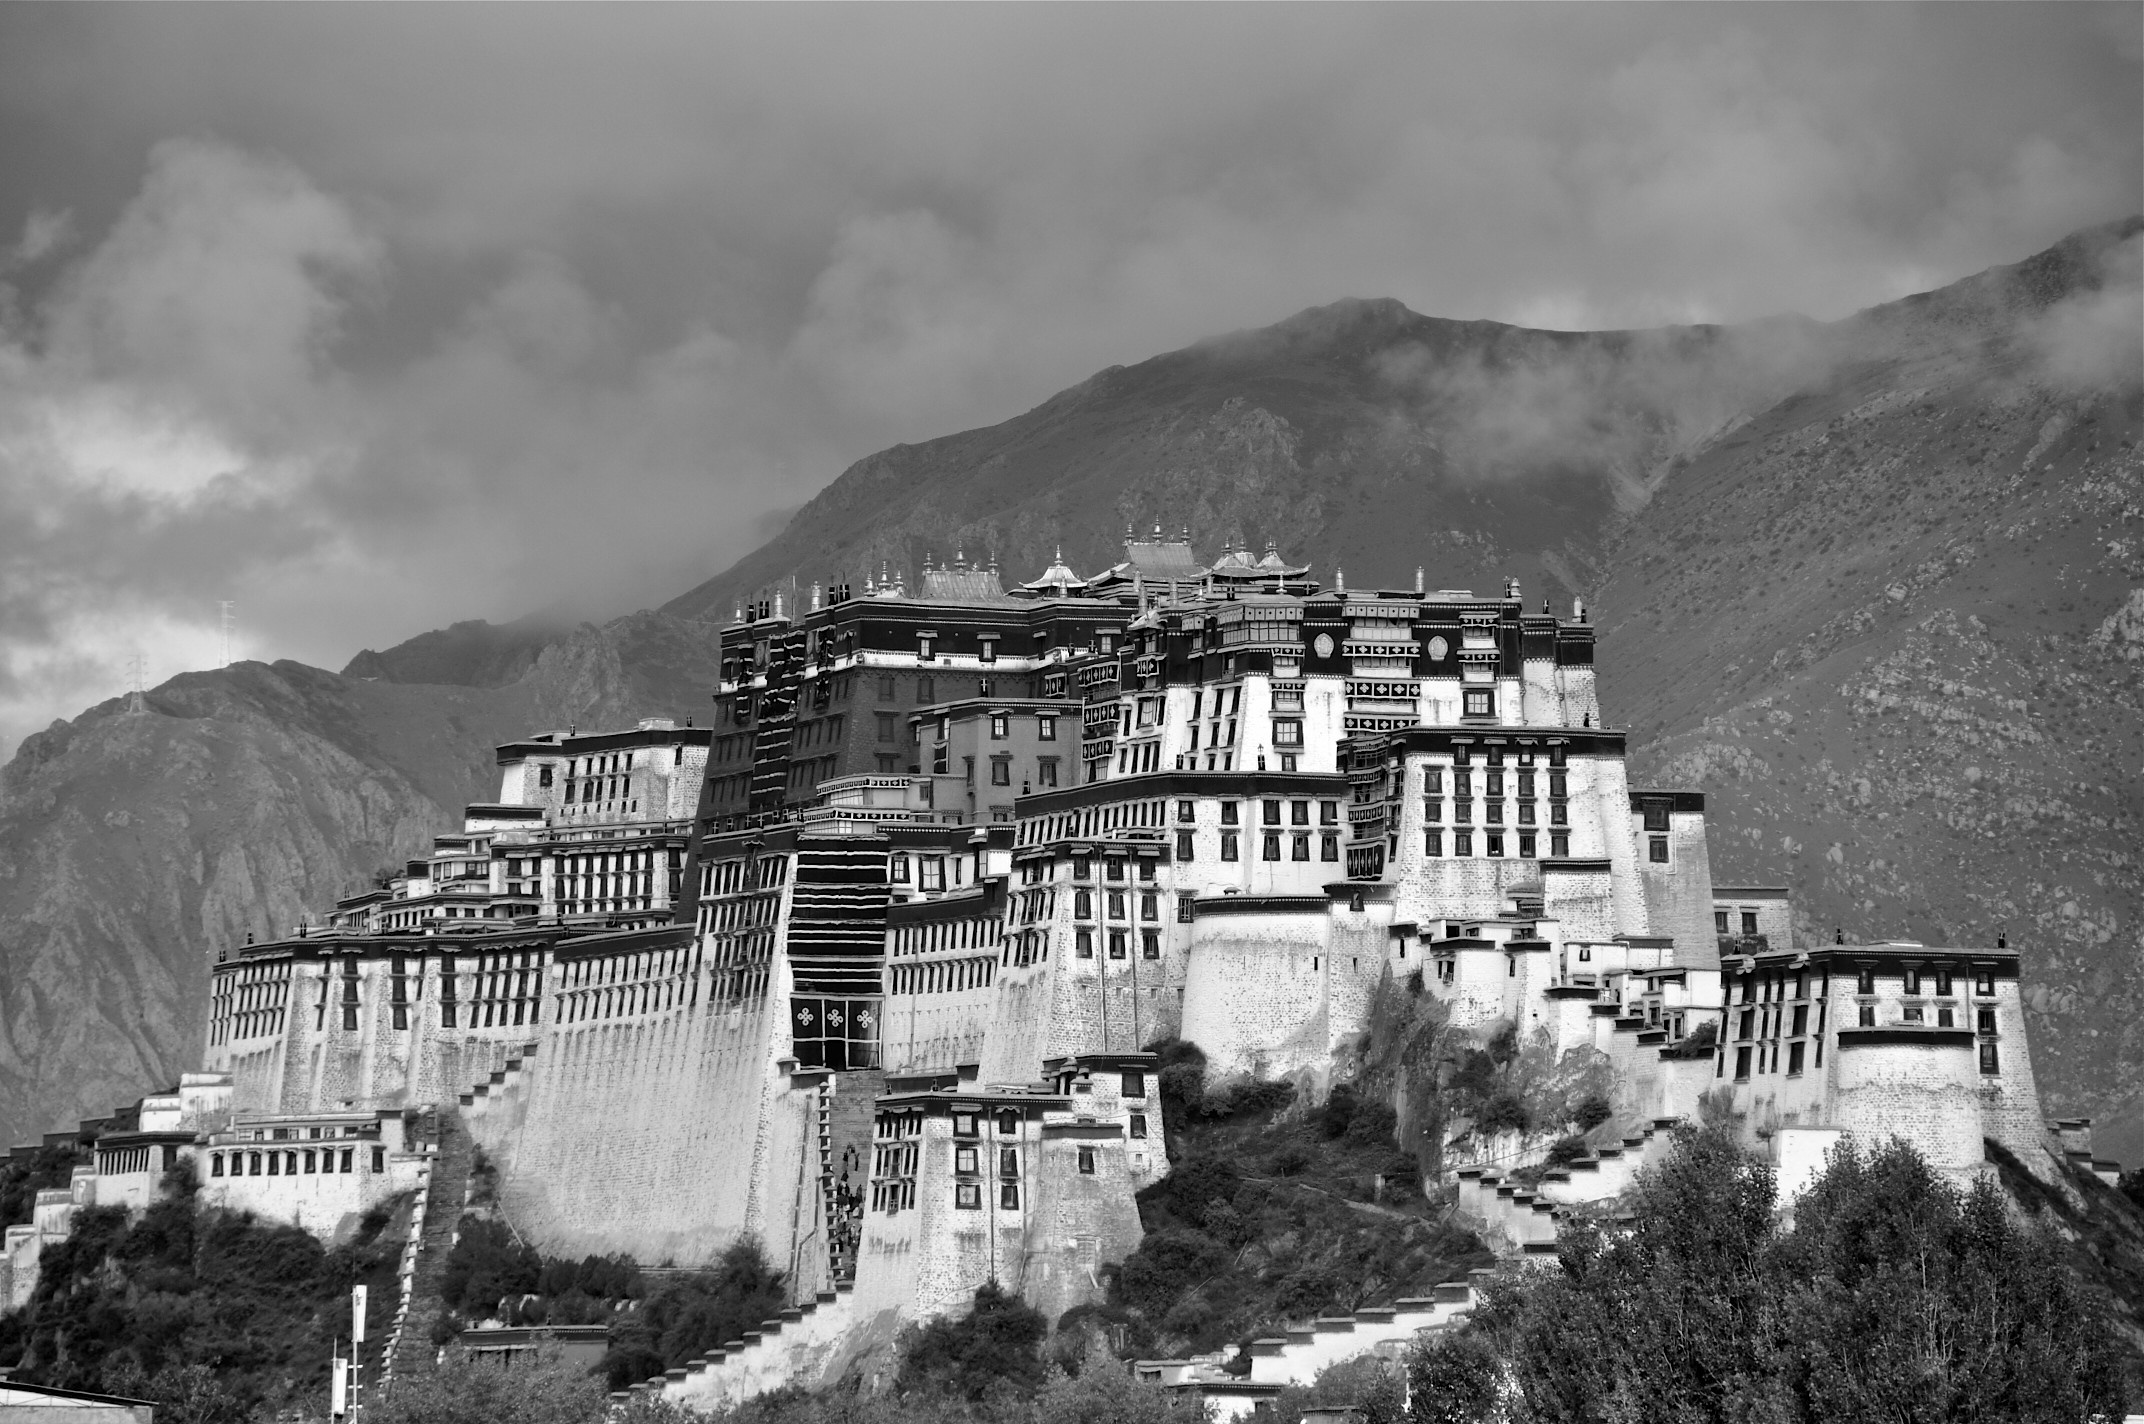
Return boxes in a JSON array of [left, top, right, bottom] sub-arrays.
[[0, 218, 2136, 1149]]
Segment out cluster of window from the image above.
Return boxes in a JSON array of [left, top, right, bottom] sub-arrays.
[[433, 949, 546, 1030], [1722, 965, 2006, 1081], [888, 956, 995, 995], [209, 1144, 384, 1178], [950, 1106, 1033, 1210], [554, 750, 651, 810], [558, 943, 700, 1024], [209, 960, 293, 1046], [1421, 746, 1569, 859], [1723, 969, 1827, 1082]]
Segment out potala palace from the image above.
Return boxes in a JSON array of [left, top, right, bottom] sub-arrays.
[[2, 532, 2081, 1416]]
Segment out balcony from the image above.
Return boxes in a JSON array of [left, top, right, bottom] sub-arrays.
[[1716, 934, 1771, 957]]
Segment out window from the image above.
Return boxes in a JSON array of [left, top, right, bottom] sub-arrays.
[[1107, 891, 1126, 919], [1000, 1183, 1021, 1210], [1464, 689, 1494, 717], [1221, 832, 1239, 861], [1176, 895, 1194, 923], [1454, 831, 1473, 856], [1037, 758, 1059, 788], [1734, 1047, 1752, 1080], [955, 1146, 979, 1175], [1974, 971, 1995, 997], [1648, 836, 1669, 863], [1424, 829, 1443, 857], [1274, 719, 1302, 747], [371, 1146, 386, 1173], [1550, 832, 1569, 857], [1036, 716, 1057, 741], [1321, 801, 1339, 825], [1977, 1040, 2002, 1075], [1220, 802, 1240, 826], [1075, 889, 1093, 919], [1857, 966, 1876, 995], [917, 677, 935, 702], [1977, 1007, 1997, 1035], [211, 1153, 225, 1177], [1076, 928, 1094, 959], [1078, 1147, 1096, 1174], [1517, 833, 1537, 858], [1122, 1070, 1147, 1098], [1935, 970, 1953, 997], [1715, 910, 1731, 934], [1858, 1003, 1876, 1027], [876, 712, 896, 742], [1791, 1005, 1808, 1037], [1291, 834, 1310, 861], [919, 635, 935, 662], [1262, 833, 1282, 861], [340, 1149, 354, 1173], [920, 858, 945, 892], [1141, 929, 1161, 959], [990, 714, 1009, 740], [1263, 800, 1282, 826], [1321, 833, 1339, 862], [880, 675, 898, 700], [1073, 857, 1091, 880], [892, 854, 911, 884], [953, 1112, 979, 1138], [1141, 892, 1159, 921], [996, 1110, 1020, 1137], [1109, 929, 1127, 959], [980, 637, 998, 665], [1903, 968, 1921, 996], [1129, 1113, 1148, 1139], [991, 758, 1011, 786], [1485, 833, 1504, 857], [955, 1183, 982, 1209]]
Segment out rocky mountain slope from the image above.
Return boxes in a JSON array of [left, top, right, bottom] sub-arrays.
[[1597, 218, 2144, 1146], [0, 615, 721, 1142], [0, 219, 2135, 1151]]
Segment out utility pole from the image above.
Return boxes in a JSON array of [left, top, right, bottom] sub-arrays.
[[350, 1283, 367, 1420], [219, 600, 235, 667]]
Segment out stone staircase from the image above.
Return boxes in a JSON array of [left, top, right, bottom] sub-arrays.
[[1454, 1115, 1687, 1259], [382, 1107, 474, 1392], [1136, 1275, 1489, 1421]]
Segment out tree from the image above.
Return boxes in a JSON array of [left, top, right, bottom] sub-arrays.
[[1445, 1128, 2128, 1423], [1033, 1359, 1209, 1424], [895, 1281, 1048, 1402], [1405, 1331, 1504, 1424]]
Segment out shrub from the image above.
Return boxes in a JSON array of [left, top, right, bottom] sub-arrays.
[[1571, 1092, 1613, 1131], [1474, 1091, 1529, 1136], [441, 1216, 541, 1320], [600, 1239, 786, 1391], [367, 1353, 607, 1424], [1116, 1229, 1232, 1317], [897, 1280, 1048, 1401]]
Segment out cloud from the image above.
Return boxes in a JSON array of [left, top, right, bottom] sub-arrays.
[[0, 5, 2134, 756], [2026, 231, 2144, 391]]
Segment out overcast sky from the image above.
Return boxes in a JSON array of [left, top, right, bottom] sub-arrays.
[[0, 3, 2136, 756]]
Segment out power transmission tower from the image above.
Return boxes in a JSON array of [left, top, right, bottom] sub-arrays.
[[128, 653, 147, 715], [219, 600, 236, 668]]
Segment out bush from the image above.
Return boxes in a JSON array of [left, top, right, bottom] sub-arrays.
[[1473, 1092, 1529, 1136], [1116, 1229, 1232, 1317], [1571, 1092, 1613, 1132], [441, 1216, 542, 1319], [897, 1281, 1047, 1401], [367, 1353, 608, 1424], [600, 1239, 786, 1391]]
